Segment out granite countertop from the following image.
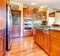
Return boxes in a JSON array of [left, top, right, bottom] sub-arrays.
[[50, 26, 60, 31], [34, 25, 60, 34]]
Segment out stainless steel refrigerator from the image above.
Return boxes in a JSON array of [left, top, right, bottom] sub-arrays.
[[6, 5, 12, 51]]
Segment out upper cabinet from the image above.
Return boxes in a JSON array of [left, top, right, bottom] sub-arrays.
[[49, 12, 55, 17], [33, 9, 38, 20], [40, 11, 46, 20], [39, 9, 48, 21], [23, 8, 33, 18]]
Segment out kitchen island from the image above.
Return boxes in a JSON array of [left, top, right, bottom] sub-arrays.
[[33, 26, 60, 56]]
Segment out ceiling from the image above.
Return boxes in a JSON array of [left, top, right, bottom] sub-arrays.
[[11, 0, 60, 13]]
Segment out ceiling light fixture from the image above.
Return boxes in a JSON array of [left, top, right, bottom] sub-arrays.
[[40, 5, 47, 9]]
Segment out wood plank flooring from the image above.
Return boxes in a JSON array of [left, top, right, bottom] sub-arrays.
[[5, 36, 48, 56]]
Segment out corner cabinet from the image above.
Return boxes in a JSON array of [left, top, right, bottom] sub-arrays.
[[34, 29, 60, 56]]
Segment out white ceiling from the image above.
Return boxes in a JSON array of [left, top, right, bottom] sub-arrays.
[[11, 0, 60, 13]]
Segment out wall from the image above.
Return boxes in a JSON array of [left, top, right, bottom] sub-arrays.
[[10, 1, 23, 37], [55, 12, 60, 25]]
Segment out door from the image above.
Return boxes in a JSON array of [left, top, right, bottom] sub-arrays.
[[11, 10, 21, 38]]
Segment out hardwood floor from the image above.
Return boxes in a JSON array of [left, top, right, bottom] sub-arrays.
[[5, 36, 48, 56]]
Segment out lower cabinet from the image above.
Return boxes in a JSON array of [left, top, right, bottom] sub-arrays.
[[50, 30, 60, 56], [39, 30, 44, 48], [34, 29, 60, 56], [33, 29, 50, 55], [43, 33, 50, 54], [50, 35, 60, 56], [34, 29, 39, 43]]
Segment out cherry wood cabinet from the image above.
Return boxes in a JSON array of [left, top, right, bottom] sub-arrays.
[[43, 33, 50, 54], [39, 10, 48, 21], [23, 8, 33, 18], [33, 29, 39, 43], [50, 30, 60, 56], [33, 28, 50, 55], [38, 30, 44, 48], [33, 9, 38, 20]]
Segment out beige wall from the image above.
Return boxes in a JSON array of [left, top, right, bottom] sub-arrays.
[[55, 12, 60, 25], [10, 2, 23, 37]]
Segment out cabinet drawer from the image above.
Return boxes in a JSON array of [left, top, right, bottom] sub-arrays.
[[24, 31, 33, 36]]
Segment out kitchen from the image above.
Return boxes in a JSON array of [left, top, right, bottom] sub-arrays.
[[0, 0, 60, 56]]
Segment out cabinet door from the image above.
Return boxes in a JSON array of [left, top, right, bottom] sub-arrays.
[[35, 30, 39, 43], [34, 29, 38, 43], [23, 8, 33, 18], [34, 29, 40, 44], [50, 37, 60, 56], [38, 31, 44, 48], [37, 30, 40, 44], [44, 34, 50, 54], [33, 28, 36, 40], [28, 8, 33, 18], [41, 32, 44, 48], [40, 11, 47, 20], [33, 9, 38, 20], [23, 8, 28, 18]]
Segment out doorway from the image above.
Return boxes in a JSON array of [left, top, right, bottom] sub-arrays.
[[11, 10, 21, 38]]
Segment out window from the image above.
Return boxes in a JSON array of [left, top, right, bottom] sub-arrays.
[[48, 17, 55, 26]]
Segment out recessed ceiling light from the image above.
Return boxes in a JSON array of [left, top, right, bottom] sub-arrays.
[[31, 2, 36, 5], [40, 6, 44, 9], [40, 6, 47, 9]]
